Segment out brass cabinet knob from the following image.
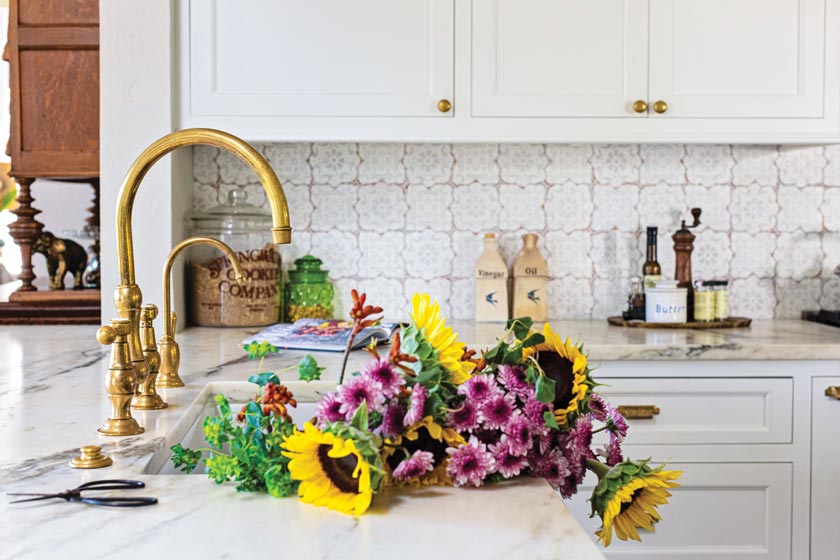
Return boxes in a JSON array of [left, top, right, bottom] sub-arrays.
[[437, 99, 452, 113], [653, 100, 668, 114], [632, 100, 648, 113], [826, 386, 840, 400]]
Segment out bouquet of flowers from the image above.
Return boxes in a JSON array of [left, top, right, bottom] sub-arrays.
[[173, 291, 680, 547]]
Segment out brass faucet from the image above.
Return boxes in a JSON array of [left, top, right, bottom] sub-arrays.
[[111, 128, 292, 421], [158, 236, 246, 389]]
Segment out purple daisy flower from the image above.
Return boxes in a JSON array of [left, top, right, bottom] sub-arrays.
[[458, 374, 502, 404], [502, 413, 533, 456], [338, 374, 385, 417], [447, 399, 480, 432], [362, 359, 404, 398], [490, 440, 529, 478], [314, 392, 345, 425], [587, 393, 609, 422], [598, 441, 623, 467], [606, 407, 629, 441], [392, 450, 435, 481], [480, 392, 517, 431], [497, 364, 531, 398], [403, 385, 428, 427], [446, 436, 496, 487], [380, 400, 406, 438], [531, 447, 572, 495]]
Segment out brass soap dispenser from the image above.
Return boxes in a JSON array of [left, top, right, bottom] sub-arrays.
[[672, 208, 702, 319]]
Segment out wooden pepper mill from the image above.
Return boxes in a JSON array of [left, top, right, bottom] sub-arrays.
[[672, 208, 702, 320]]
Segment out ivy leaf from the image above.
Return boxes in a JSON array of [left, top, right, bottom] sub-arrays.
[[524, 365, 537, 384], [543, 410, 560, 430], [510, 317, 533, 341], [248, 372, 280, 387], [535, 375, 556, 404], [298, 354, 325, 382], [170, 443, 202, 474], [243, 340, 279, 360], [520, 333, 545, 349], [350, 401, 369, 431], [502, 346, 522, 365]]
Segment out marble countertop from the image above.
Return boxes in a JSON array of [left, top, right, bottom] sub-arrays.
[[3, 318, 839, 558], [0, 323, 605, 560]]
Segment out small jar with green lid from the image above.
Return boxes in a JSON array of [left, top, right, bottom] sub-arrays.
[[284, 255, 334, 322]]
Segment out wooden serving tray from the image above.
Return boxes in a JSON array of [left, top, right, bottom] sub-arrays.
[[607, 316, 752, 329]]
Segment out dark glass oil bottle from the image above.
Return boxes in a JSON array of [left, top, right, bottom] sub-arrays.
[[642, 226, 662, 290]]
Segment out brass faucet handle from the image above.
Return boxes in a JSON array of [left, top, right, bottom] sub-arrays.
[[141, 303, 159, 323], [97, 325, 116, 346], [98, 318, 145, 436]]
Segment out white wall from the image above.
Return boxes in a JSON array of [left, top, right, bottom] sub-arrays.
[[100, 0, 191, 324]]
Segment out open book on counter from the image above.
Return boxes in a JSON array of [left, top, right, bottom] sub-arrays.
[[243, 318, 401, 352]]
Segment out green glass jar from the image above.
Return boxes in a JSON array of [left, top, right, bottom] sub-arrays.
[[284, 255, 334, 322]]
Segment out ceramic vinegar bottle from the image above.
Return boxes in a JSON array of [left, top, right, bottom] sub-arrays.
[[475, 233, 509, 322], [512, 233, 548, 321]]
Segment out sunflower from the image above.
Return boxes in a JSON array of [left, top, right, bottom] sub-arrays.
[[281, 423, 374, 515], [590, 459, 682, 547], [383, 415, 465, 487], [526, 323, 590, 426], [409, 293, 475, 384]]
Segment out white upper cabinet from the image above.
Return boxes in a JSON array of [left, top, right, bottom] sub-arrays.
[[188, 0, 454, 118], [648, 0, 825, 118], [472, 0, 648, 117], [178, 0, 840, 142]]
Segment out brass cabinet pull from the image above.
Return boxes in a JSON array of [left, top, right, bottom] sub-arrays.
[[653, 100, 668, 114], [825, 386, 840, 400], [437, 99, 452, 113], [632, 100, 648, 113], [617, 405, 661, 419]]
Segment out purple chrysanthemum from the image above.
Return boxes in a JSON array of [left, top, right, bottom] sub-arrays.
[[480, 392, 517, 430], [606, 407, 628, 441], [523, 396, 551, 435], [403, 385, 428, 427], [314, 392, 345, 425], [532, 447, 573, 497], [380, 400, 406, 438], [490, 440, 529, 478], [446, 436, 496, 487], [556, 422, 595, 498], [447, 399, 480, 432], [569, 415, 594, 450], [362, 359, 404, 398], [497, 364, 531, 398], [458, 374, 502, 403], [587, 393, 609, 422], [502, 413, 533, 456], [338, 374, 385, 416], [392, 450, 435, 481], [598, 441, 623, 466]]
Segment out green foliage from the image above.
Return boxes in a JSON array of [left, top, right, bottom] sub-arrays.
[[248, 372, 280, 387], [484, 318, 545, 367], [298, 354, 325, 382], [543, 410, 560, 430], [169, 390, 299, 497], [243, 340, 279, 360], [535, 375, 556, 404]]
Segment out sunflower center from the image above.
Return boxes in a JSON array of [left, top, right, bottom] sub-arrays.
[[386, 426, 448, 471], [317, 444, 360, 494], [619, 488, 643, 514], [536, 351, 575, 410]]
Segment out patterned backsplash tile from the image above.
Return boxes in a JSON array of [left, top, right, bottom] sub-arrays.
[[193, 143, 840, 321]]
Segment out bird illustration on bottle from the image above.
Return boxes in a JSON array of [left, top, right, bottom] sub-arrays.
[[527, 289, 541, 303], [485, 292, 499, 306]]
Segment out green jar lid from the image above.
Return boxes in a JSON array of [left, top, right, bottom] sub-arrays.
[[288, 255, 329, 283]]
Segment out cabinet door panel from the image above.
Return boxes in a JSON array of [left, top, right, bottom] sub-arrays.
[[811, 377, 840, 560], [189, 0, 454, 117], [649, 0, 825, 118], [567, 463, 792, 559], [472, 0, 648, 117]]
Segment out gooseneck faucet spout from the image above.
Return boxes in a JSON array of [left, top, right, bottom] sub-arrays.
[[113, 128, 292, 391]]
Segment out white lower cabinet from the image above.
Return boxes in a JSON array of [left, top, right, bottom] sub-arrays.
[[810, 377, 840, 560], [567, 463, 793, 559]]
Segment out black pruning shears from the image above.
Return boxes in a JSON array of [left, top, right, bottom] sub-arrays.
[[7, 479, 158, 507]]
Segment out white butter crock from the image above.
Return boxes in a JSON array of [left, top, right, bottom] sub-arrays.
[[645, 280, 688, 323]]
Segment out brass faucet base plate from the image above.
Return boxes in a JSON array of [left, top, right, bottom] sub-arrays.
[[98, 419, 145, 437], [131, 394, 168, 410], [156, 376, 185, 388], [70, 445, 113, 469]]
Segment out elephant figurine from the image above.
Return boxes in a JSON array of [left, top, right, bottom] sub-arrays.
[[32, 231, 88, 290]]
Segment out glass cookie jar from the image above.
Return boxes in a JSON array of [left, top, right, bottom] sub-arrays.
[[284, 255, 334, 322], [189, 187, 282, 327]]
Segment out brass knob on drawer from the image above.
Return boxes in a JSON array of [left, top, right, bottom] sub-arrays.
[[617, 405, 660, 419], [825, 386, 840, 400], [653, 100, 668, 114], [632, 100, 648, 113], [437, 99, 452, 113]]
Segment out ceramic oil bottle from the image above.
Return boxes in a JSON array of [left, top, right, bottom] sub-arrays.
[[512, 233, 548, 321], [475, 233, 509, 322]]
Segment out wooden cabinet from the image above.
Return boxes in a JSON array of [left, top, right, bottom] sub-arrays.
[[811, 378, 840, 560], [188, 0, 454, 118], [472, 0, 648, 118]]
